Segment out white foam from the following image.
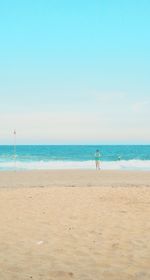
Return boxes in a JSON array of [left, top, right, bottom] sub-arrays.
[[0, 159, 150, 170]]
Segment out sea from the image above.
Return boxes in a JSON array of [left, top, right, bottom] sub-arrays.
[[0, 145, 150, 171]]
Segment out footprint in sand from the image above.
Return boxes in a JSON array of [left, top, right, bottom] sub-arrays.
[[49, 271, 74, 279]]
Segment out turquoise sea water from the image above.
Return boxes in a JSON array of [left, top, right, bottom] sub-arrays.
[[0, 145, 150, 170]]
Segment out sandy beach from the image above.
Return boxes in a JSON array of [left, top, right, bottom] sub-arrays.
[[0, 170, 150, 280]]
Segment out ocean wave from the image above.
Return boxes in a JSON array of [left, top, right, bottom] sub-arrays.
[[0, 160, 150, 170]]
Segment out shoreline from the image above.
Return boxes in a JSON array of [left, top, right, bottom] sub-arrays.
[[0, 170, 150, 188]]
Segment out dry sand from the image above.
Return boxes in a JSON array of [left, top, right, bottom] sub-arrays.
[[0, 170, 150, 280]]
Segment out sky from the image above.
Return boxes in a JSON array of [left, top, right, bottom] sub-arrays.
[[0, 0, 150, 144]]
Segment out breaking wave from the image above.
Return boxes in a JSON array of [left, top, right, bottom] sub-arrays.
[[0, 159, 150, 170]]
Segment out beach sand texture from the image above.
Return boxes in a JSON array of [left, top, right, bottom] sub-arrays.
[[0, 170, 150, 280]]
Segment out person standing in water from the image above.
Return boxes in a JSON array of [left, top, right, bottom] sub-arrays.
[[95, 149, 101, 170]]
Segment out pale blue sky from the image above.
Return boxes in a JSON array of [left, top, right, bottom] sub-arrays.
[[0, 0, 150, 144]]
